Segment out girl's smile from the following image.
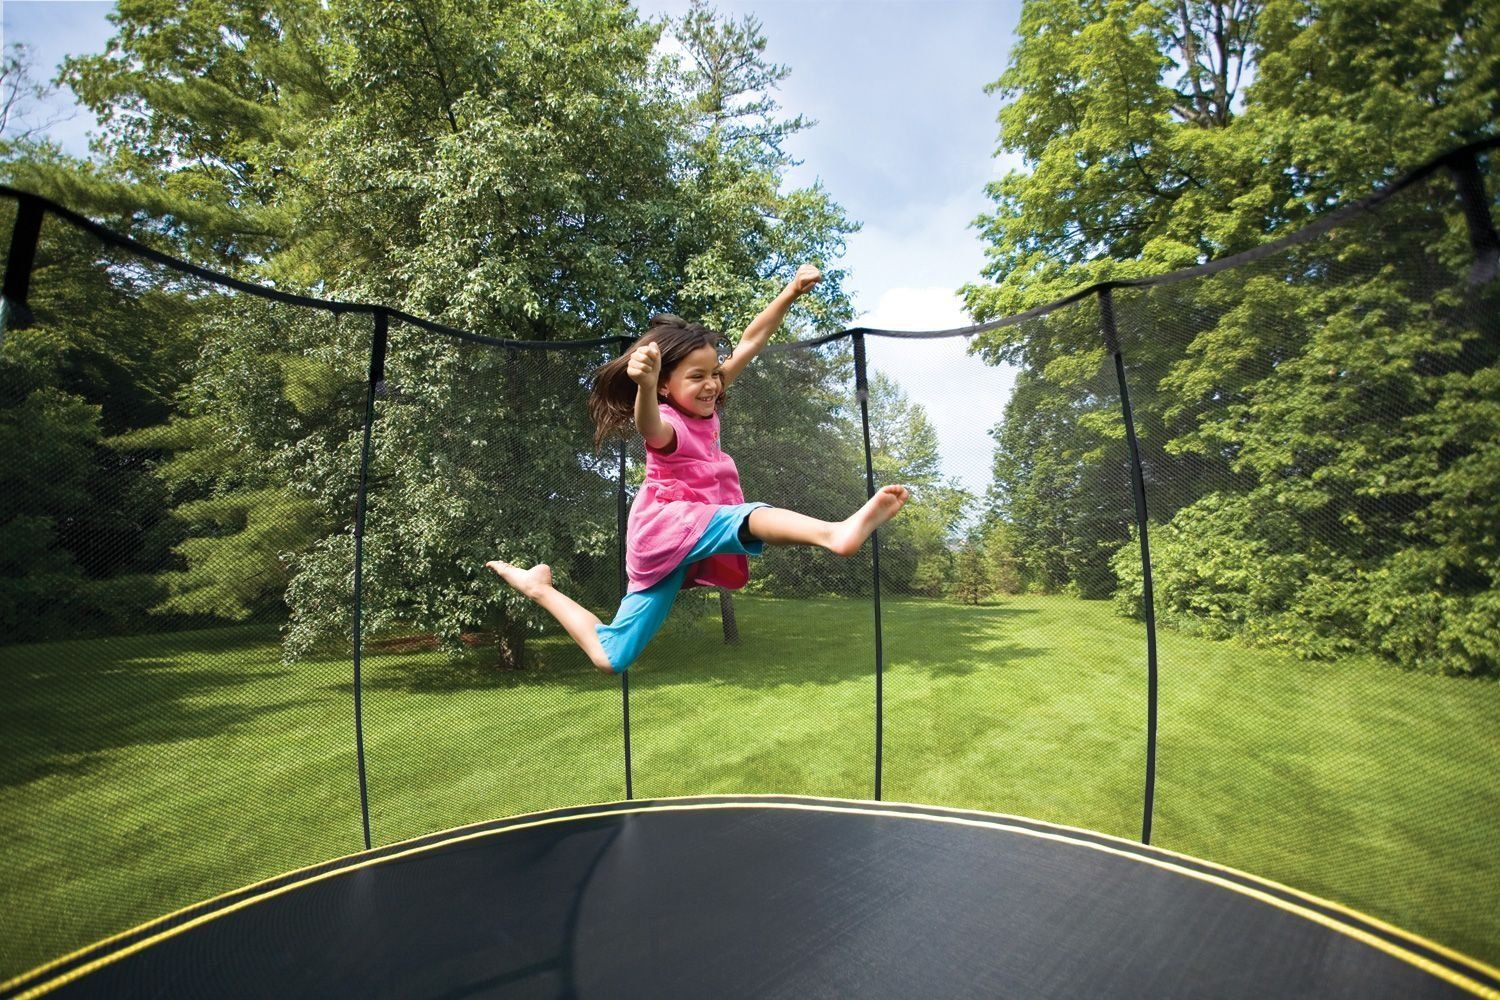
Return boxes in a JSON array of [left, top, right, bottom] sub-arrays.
[[661, 344, 724, 417]]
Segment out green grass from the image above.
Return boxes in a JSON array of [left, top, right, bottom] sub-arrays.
[[3, 595, 1498, 981]]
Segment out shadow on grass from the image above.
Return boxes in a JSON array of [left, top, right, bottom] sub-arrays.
[[341, 650, 591, 694], [631, 598, 1048, 692], [0, 604, 1054, 770], [0, 625, 325, 790], [339, 600, 1050, 697]]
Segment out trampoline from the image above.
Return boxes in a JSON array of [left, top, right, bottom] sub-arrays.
[[8, 795, 1496, 999]]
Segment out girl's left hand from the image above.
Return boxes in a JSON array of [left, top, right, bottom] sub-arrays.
[[791, 263, 822, 296]]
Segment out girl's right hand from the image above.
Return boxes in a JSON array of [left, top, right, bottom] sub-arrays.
[[627, 343, 661, 387], [791, 263, 822, 296]]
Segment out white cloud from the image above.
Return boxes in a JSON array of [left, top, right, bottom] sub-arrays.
[[856, 287, 1016, 498], [841, 188, 991, 306], [857, 285, 971, 332]]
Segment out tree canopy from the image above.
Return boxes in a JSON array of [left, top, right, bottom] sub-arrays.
[[1, 0, 867, 665], [965, 0, 1499, 674]]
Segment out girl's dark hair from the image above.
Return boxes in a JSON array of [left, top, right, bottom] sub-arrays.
[[589, 314, 726, 449]]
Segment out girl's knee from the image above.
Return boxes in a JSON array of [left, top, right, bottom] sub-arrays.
[[588, 639, 621, 672]]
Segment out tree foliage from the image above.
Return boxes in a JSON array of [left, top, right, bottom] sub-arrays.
[[0, 211, 201, 639], [864, 372, 974, 596], [2, 0, 860, 667], [967, 0, 1499, 673]]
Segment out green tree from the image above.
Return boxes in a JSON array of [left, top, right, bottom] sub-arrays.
[[2, 50, 178, 641], [950, 533, 992, 605], [980, 518, 1023, 595], [13, 0, 859, 666], [965, 0, 1499, 671], [671, 0, 810, 157], [863, 372, 975, 595], [966, 0, 1494, 317], [0, 185, 200, 639]]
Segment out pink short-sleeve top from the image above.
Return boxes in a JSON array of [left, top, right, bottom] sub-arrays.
[[626, 402, 751, 593]]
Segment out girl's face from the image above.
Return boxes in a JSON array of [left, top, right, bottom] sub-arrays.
[[660, 344, 724, 418]]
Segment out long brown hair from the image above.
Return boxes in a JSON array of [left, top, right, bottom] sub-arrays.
[[589, 314, 726, 449]]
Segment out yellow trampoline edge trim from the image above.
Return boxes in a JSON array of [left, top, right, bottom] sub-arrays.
[[9, 795, 1498, 1000]]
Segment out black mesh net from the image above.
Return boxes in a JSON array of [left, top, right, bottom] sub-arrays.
[[0, 216, 370, 977], [1, 144, 1497, 983], [874, 318, 1149, 840], [356, 322, 625, 843], [1111, 166, 1500, 962]]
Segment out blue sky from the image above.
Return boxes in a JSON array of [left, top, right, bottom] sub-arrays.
[[2, 0, 1024, 495]]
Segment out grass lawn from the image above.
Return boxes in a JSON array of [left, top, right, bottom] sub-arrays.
[[3, 593, 1497, 982]]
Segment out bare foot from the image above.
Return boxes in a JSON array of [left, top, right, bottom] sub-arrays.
[[830, 485, 910, 556], [484, 560, 615, 673], [484, 559, 553, 599]]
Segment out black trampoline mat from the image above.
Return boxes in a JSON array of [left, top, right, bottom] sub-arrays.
[[12, 796, 1497, 999]]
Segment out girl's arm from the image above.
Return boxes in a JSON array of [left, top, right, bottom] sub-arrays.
[[720, 264, 821, 387], [629, 343, 674, 450]]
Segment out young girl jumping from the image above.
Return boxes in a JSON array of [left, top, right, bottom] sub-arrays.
[[486, 264, 909, 673]]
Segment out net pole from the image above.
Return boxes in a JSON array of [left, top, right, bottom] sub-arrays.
[[852, 333, 885, 800], [1099, 287, 1159, 845], [350, 309, 386, 850], [1447, 149, 1500, 289], [615, 338, 633, 801], [1, 194, 43, 344]]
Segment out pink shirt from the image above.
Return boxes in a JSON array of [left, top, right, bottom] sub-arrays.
[[626, 403, 751, 593]]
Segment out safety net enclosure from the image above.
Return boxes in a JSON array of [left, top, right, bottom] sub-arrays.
[[0, 140, 1497, 997]]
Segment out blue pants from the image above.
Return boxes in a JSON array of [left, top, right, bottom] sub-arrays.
[[596, 503, 767, 672]]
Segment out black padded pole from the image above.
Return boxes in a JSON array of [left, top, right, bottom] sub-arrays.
[[351, 310, 386, 850], [616, 337, 633, 801], [1447, 150, 1500, 289], [1, 194, 44, 341], [852, 333, 885, 801], [1099, 288, 1159, 845]]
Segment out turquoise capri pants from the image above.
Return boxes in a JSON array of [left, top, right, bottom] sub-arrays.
[[596, 502, 768, 673]]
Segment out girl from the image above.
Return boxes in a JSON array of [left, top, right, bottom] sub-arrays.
[[486, 264, 908, 673]]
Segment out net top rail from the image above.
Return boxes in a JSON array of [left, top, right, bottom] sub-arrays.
[[2, 136, 1495, 354]]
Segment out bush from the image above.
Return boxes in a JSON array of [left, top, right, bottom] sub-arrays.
[[1111, 492, 1497, 675]]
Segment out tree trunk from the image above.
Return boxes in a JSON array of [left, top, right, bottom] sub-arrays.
[[490, 605, 529, 670], [496, 626, 528, 670], [718, 588, 741, 645]]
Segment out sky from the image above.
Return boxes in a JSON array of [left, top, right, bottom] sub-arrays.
[[1, 0, 1024, 496]]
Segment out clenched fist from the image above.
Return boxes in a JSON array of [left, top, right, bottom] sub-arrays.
[[627, 342, 661, 387], [792, 263, 822, 296]]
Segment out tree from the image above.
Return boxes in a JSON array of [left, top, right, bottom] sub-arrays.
[[966, 0, 1494, 318], [671, 0, 810, 156], [11, 0, 860, 668], [1, 44, 69, 147], [950, 533, 992, 605], [861, 372, 976, 595], [964, 0, 1499, 672], [0, 121, 205, 640]]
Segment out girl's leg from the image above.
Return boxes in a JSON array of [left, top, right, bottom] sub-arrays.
[[748, 485, 909, 557], [484, 561, 615, 672]]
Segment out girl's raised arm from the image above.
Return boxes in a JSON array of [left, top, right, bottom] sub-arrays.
[[719, 264, 821, 387], [629, 343, 674, 450]]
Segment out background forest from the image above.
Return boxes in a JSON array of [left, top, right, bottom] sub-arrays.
[[0, 0, 1495, 677]]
